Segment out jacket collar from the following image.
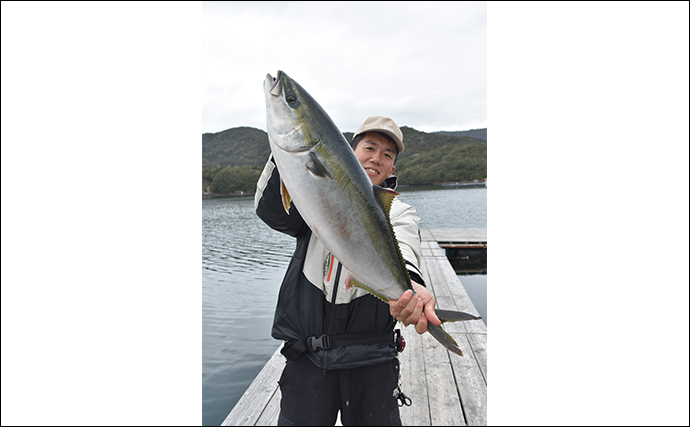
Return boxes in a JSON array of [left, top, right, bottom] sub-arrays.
[[381, 175, 398, 190]]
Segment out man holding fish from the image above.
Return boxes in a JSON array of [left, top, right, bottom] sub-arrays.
[[256, 115, 435, 426], [256, 71, 478, 426]]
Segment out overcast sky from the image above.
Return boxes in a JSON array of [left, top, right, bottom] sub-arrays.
[[202, 1, 486, 134]]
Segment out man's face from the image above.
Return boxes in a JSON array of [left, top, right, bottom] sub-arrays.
[[353, 132, 397, 186]]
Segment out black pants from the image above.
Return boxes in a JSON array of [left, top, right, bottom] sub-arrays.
[[277, 355, 402, 426]]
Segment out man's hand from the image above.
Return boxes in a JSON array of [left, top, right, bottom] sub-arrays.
[[389, 280, 441, 334]]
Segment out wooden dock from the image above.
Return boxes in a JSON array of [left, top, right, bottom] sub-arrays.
[[222, 228, 487, 426]]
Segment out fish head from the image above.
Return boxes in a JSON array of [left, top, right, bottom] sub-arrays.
[[264, 71, 332, 153]]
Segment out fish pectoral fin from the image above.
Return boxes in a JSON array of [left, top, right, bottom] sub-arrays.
[[280, 179, 291, 214], [307, 151, 334, 179], [435, 308, 482, 323], [427, 323, 464, 357]]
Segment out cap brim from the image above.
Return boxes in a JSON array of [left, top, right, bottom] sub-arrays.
[[353, 129, 404, 153]]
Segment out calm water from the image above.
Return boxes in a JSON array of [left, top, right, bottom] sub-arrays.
[[202, 186, 487, 425], [458, 274, 488, 325]]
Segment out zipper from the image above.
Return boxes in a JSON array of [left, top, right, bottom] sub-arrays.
[[322, 256, 342, 373]]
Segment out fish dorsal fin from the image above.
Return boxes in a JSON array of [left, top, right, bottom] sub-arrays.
[[373, 185, 399, 219], [372, 185, 414, 292], [280, 179, 291, 214]]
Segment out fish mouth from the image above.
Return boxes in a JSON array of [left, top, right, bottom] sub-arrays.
[[268, 70, 283, 96]]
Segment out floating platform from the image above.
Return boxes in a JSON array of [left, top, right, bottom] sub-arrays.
[[425, 228, 487, 274], [222, 228, 488, 426]]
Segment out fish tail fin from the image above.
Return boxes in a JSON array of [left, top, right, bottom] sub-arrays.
[[435, 308, 482, 323], [427, 323, 464, 357]]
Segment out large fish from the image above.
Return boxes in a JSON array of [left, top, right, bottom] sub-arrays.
[[263, 70, 479, 357]]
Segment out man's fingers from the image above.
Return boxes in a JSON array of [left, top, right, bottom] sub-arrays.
[[425, 301, 442, 326], [402, 296, 423, 326], [415, 312, 428, 334], [389, 290, 414, 317], [398, 295, 416, 323]]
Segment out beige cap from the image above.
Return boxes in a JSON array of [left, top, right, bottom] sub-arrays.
[[353, 116, 404, 153]]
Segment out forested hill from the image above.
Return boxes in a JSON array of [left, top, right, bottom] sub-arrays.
[[202, 126, 487, 194], [202, 126, 271, 170], [434, 128, 486, 140]]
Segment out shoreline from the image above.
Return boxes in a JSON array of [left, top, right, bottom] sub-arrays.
[[203, 183, 487, 199]]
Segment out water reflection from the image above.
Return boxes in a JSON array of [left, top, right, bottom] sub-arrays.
[[202, 196, 295, 426], [396, 186, 486, 228], [458, 274, 487, 325]]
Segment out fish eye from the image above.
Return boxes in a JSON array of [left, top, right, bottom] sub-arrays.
[[286, 93, 296, 103]]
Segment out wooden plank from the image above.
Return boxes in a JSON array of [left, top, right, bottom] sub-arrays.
[[445, 329, 487, 426], [426, 228, 487, 243], [440, 266, 486, 336], [424, 256, 483, 338], [420, 241, 435, 257], [427, 240, 447, 257], [419, 251, 433, 297], [427, 259, 487, 375], [424, 228, 439, 242], [399, 324, 431, 426], [422, 332, 466, 426], [420, 228, 435, 242], [398, 324, 413, 427], [400, 254, 432, 426], [466, 333, 487, 386], [426, 257, 484, 335], [222, 345, 284, 426], [425, 259, 488, 423], [424, 257, 463, 313], [425, 326, 486, 426], [255, 387, 281, 426], [422, 256, 487, 425], [440, 299, 488, 382]]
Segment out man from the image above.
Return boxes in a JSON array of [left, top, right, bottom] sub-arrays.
[[254, 116, 440, 426]]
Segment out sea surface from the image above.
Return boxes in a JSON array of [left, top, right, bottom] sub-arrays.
[[202, 186, 487, 425]]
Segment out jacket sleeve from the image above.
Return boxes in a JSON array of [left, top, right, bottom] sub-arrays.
[[254, 155, 309, 238], [390, 199, 426, 286]]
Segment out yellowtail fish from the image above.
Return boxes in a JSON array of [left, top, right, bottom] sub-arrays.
[[263, 70, 480, 356]]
